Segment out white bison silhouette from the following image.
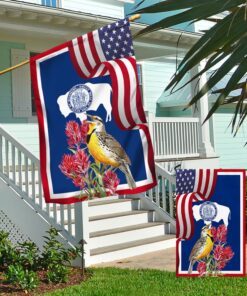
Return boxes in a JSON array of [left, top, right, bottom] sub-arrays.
[[57, 82, 112, 122], [192, 202, 231, 227]]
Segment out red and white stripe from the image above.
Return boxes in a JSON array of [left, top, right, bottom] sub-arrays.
[[69, 31, 146, 129], [176, 169, 218, 240]]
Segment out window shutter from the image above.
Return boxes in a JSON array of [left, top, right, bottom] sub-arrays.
[[11, 49, 31, 118]]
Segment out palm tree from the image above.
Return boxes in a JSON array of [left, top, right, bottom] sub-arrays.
[[133, 0, 247, 134]]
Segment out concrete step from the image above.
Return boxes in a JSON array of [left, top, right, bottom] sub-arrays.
[[89, 210, 154, 233], [89, 222, 170, 249], [88, 198, 140, 217], [89, 235, 176, 265]]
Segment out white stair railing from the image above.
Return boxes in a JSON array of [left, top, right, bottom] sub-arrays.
[[146, 163, 176, 218], [147, 113, 200, 161], [0, 127, 85, 247]]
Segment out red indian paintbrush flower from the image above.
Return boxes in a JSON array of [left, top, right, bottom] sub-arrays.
[[197, 261, 206, 276], [72, 176, 86, 189], [65, 120, 88, 148], [103, 170, 120, 194], [59, 154, 76, 178], [81, 120, 89, 143], [213, 245, 224, 261], [74, 149, 90, 175], [216, 224, 227, 243], [222, 246, 234, 261]]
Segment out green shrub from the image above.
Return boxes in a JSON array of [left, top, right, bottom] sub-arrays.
[[0, 230, 18, 268], [46, 264, 69, 283], [5, 264, 39, 290], [0, 227, 81, 290], [41, 227, 80, 283], [17, 241, 39, 271]]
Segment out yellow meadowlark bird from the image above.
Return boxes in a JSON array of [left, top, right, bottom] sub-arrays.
[[188, 224, 214, 274], [86, 114, 136, 189]]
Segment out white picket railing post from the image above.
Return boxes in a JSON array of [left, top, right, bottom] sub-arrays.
[[146, 163, 176, 218], [74, 201, 90, 265]]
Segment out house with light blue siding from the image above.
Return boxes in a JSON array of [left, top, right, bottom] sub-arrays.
[[0, 0, 243, 267]]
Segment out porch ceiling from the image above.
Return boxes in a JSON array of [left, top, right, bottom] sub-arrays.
[[0, 0, 201, 59]]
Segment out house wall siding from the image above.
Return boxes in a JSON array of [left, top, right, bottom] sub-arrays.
[[142, 60, 176, 116], [0, 41, 28, 123], [212, 106, 247, 168], [61, 0, 124, 18]]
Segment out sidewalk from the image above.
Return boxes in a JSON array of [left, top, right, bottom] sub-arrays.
[[92, 247, 176, 271], [93, 245, 247, 271]]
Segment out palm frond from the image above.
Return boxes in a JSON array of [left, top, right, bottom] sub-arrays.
[[132, 0, 247, 133]]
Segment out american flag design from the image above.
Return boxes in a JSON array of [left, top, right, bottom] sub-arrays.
[[176, 169, 218, 239], [69, 18, 146, 130]]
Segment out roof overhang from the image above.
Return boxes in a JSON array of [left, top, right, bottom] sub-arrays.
[[0, 0, 201, 59]]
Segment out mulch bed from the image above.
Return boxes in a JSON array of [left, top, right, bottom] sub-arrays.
[[0, 267, 90, 295]]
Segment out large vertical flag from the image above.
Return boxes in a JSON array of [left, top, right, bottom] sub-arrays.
[[176, 169, 246, 277], [30, 18, 157, 204]]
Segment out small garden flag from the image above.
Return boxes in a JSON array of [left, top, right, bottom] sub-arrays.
[[176, 169, 246, 277], [30, 18, 156, 204]]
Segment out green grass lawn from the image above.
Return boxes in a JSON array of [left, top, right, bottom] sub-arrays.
[[44, 267, 247, 296]]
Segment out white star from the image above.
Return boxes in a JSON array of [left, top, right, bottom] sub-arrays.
[[105, 51, 109, 55], [107, 44, 111, 48], [104, 32, 108, 36], [131, 45, 133, 49], [124, 19, 127, 24], [102, 39, 106, 44], [116, 42, 119, 47], [122, 47, 126, 52], [112, 55, 116, 59], [107, 24, 111, 28], [113, 49, 117, 53], [116, 22, 119, 26], [128, 52, 132, 56], [120, 54, 124, 58], [109, 37, 114, 42], [120, 27, 124, 32], [126, 33, 130, 37], [117, 35, 122, 40], [124, 40, 128, 45], [113, 30, 116, 34]]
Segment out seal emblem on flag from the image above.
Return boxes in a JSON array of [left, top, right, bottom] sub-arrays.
[[199, 201, 217, 222], [67, 84, 93, 113]]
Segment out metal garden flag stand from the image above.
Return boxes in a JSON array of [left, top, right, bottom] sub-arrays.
[[176, 169, 246, 277], [0, 14, 157, 204]]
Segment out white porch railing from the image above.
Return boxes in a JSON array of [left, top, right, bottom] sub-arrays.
[[146, 163, 176, 218], [0, 126, 85, 249], [148, 113, 200, 161]]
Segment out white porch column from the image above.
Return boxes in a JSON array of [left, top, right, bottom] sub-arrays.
[[191, 61, 216, 158]]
